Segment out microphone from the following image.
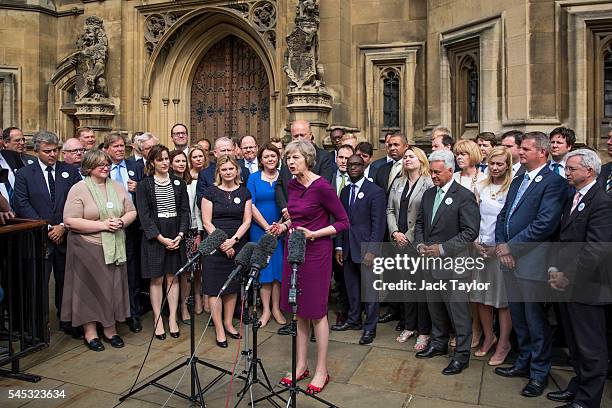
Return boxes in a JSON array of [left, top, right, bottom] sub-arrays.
[[244, 234, 278, 292], [175, 229, 227, 276], [221, 242, 257, 293], [287, 230, 306, 305]]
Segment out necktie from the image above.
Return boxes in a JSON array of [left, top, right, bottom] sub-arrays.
[[388, 161, 402, 189], [570, 192, 582, 213], [479, 163, 488, 172], [246, 161, 254, 173], [551, 162, 562, 175], [338, 173, 346, 196], [46, 166, 55, 203], [349, 184, 357, 208], [3, 181, 13, 203], [113, 163, 125, 188], [506, 173, 530, 235], [431, 187, 444, 222], [606, 173, 612, 193]]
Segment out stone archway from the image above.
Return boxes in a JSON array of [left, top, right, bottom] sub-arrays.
[[190, 35, 270, 143]]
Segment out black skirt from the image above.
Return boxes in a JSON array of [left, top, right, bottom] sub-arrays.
[[141, 217, 186, 278]]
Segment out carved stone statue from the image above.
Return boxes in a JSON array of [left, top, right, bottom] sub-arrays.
[[73, 16, 109, 101], [285, 0, 324, 90]]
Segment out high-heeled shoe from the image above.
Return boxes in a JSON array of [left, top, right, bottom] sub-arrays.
[[279, 368, 310, 387], [475, 337, 497, 357], [488, 345, 511, 366], [225, 329, 242, 340], [155, 332, 166, 340], [170, 331, 180, 338], [306, 374, 330, 395], [216, 339, 228, 348]]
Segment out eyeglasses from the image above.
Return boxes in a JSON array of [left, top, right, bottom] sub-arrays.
[[95, 164, 111, 169], [172, 131, 187, 136], [64, 148, 85, 153], [241, 146, 257, 150]]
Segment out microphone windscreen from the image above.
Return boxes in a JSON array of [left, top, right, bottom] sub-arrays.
[[250, 245, 270, 269], [287, 230, 306, 265], [199, 229, 228, 255], [235, 242, 257, 268], [257, 233, 278, 256]]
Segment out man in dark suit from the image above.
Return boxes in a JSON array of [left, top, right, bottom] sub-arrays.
[[130, 132, 159, 166], [13, 131, 81, 334], [546, 149, 612, 408], [2, 127, 36, 165], [274, 120, 334, 216], [0, 148, 24, 207], [500, 130, 525, 178], [494, 131, 567, 397], [196, 136, 250, 205], [332, 154, 386, 344], [597, 129, 612, 196], [370, 131, 394, 170], [105, 132, 145, 333], [237, 135, 259, 174], [355, 141, 379, 182], [374, 132, 408, 325], [413, 149, 480, 375]]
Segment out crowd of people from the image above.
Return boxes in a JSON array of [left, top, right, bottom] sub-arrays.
[[0, 121, 611, 407]]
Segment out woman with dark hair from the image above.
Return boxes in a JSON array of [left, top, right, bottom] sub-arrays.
[[201, 154, 252, 348], [170, 150, 204, 323], [136, 145, 190, 340], [63, 149, 137, 351], [246, 142, 285, 327], [270, 140, 349, 395]]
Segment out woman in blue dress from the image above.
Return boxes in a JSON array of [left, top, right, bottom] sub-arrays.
[[246, 142, 286, 327]]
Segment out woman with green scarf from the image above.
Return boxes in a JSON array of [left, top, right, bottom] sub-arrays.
[[62, 149, 137, 352]]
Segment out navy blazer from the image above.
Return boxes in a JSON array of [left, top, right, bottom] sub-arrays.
[[195, 162, 250, 206], [13, 160, 81, 225], [1, 150, 25, 173], [495, 165, 567, 281], [597, 161, 612, 196], [123, 158, 144, 201], [336, 180, 386, 263]]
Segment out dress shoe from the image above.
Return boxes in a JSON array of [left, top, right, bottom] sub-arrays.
[[126, 317, 142, 333], [554, 403, 585, 408], [494, 365, 529, 378], [306, 374, 330, 395], [277, 323, 291, 336], [84, 337, 105, 352], [330, 322, 362, 331], [155, 333, 166, 341], [216, 339, 228, 348], [415, 345, 447, 359], [442, 359, 469, 375], [359, 330, 376, 345], [225, 329, 241, 340], [521, 379, 548, 397], [395, 320, 405, 332], [102, 335, 125, 348], [378, 311, 400, 324], [335, 312, 347, 325], [170, 331, 180, 338], [546, 389, 575, 403]]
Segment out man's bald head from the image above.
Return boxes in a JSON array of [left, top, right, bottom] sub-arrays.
[[290, 120, 313, 142], [62, 137, 85, 165]]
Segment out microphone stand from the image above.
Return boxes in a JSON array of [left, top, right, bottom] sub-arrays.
[[119, 254, 232, 407], [234, 269, 285, 408], [256, 263, 337, 408]]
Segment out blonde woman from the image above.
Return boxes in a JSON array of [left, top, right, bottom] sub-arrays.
[[472, 146, 513, 365], [387, 147, 434, 350]]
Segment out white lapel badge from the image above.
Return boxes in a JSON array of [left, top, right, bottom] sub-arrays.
[[128, 170, 135, 177], [577, 203, 585, 212], [27, 159, 34, 165], [106, 202, 114, 209], [173, 179, 180, 186], [357, 192, 364, 199], [61, 171, 69, 179], [445, 197, 453, 205], [535, 175, 543, 183], [234, 197, 241, 204]]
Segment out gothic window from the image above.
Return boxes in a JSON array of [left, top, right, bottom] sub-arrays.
[[383, 70, 400, 128], [448, 38, 480, 138], [604, 48, 612, 118], [467, 63, 479, 123]]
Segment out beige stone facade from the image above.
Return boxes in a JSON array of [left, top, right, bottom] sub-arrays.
[[1, 0, 611, 157]]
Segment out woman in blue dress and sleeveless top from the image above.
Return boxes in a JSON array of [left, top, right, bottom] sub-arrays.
[[246, 142, 286, 327]]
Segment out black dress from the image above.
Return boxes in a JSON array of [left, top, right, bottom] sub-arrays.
[[202, 185, 251, 296]]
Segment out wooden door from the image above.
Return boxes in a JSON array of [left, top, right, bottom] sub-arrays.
[[190, 35, 270, 144]]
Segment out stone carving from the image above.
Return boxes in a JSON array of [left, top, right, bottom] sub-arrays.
[[224, 1, 277, 48], [74, 16, 109, 100], [252, 1, 276, 31], [144, 12, 181, 56], [285, 0, 324, 90]]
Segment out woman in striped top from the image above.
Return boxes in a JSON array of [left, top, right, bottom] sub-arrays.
[[136, 145, 190, 340]]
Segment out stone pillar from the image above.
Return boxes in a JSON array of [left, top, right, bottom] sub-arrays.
[[286, 89, 332, 145], [75, 98, 115, 133]]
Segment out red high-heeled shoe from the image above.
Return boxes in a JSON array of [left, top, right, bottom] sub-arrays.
[[306, 374, 330, 395], [279, 368, 310, 387]]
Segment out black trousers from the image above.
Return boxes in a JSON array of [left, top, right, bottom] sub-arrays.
[[45, 242, 66, 322], [125, 225, 142, 318], [332, 251, 348, 316], [560, 302, 608, 408], [344, 257, 379, 332]]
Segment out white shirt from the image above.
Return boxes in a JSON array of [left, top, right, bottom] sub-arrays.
[[364, 165, 372, 181], [0, 154, 15, 187], [427, 178, 454, 256], [38, 159, 56, 196], [244, 157, 259, 174], [524, 163, 548, 190], [388, 160, 403, 189], [335, 170, 348, 195], [386, 156, 393, 163], [549, 159, 567, 179], [511, 162, 522, 177], [111, 160, 129, 191], [574, 179, 597, 204]]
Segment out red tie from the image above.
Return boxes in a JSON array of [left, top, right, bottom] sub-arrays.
[[570, 192, 581, 213]]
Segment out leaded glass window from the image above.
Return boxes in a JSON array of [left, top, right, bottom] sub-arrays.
[[383, 71, 400, 128]]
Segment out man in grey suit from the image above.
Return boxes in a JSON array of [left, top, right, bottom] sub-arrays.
[[414, 149, 480, 375]]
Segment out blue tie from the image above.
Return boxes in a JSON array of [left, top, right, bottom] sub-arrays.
[[3, 181, 13, 203], [349, 184, 357, 208], [506, 173, 530, 236], [479, 163, 488, 172], [113, 164, 126, 189], [551, 162, 562, 175]]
